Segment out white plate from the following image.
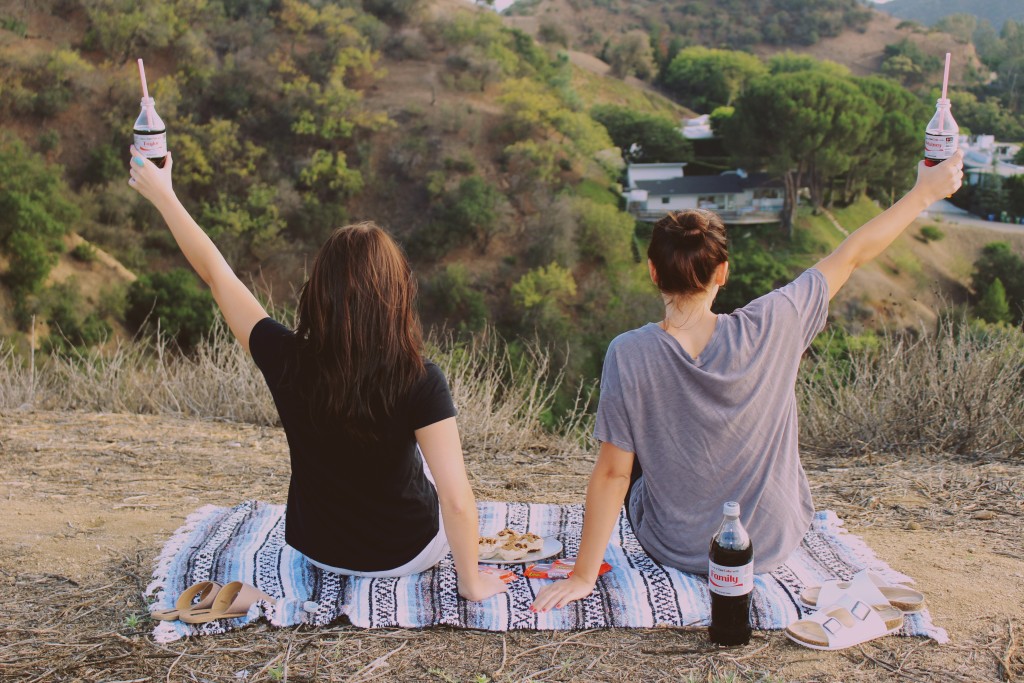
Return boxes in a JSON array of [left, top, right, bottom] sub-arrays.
[[478, 537, 563, 565]]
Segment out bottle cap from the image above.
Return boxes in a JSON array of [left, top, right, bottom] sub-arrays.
[[723, 501, 740, 518], [936, 98, 951, 106], [140, 96, 155, 106]]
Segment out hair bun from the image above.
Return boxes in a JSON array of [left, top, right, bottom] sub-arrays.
[[666, 210, 710, 245]]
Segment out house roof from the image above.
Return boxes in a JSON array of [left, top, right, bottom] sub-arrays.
[[634, 173, 779, 196]]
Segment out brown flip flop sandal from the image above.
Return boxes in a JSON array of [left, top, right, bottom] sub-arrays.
[[151, 580, 223, 621], [179, 581, 276, 624]]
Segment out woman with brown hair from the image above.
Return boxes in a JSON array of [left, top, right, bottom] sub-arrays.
[[127, 146, 507, 601], [532, 152, 964, 612]]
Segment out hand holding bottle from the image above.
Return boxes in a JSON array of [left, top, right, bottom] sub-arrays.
[[128, 145, 175, 209], [913, 149, 964, 205]]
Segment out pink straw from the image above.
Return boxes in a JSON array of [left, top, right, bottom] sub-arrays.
[[137, 58, 152, 129], [941, 53, 951, 100]]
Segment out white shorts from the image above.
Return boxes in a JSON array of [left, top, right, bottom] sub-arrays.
[[305, 521, 449, 578], [302, 446, 451, 578]]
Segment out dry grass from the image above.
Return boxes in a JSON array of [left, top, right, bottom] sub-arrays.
[[2, 317, 1023, 680], [800, 320, 1024, 458], [1, 411, 1022, 682], [0, 322, 590, 456]]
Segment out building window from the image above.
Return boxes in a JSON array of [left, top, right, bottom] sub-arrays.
[[661, 196, 670, 204]]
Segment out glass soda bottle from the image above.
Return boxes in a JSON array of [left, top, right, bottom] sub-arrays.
[[924, 98, 958, 167], [708, 501, 753, 646], [134, 96, 167, 168]]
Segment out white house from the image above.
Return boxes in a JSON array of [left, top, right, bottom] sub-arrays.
[[681, 114, 714, 140], [961, 135, 1023, 184], [624, 170, 784, 224], [625, 162, 688, 188]]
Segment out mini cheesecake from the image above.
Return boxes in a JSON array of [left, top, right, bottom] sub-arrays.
[[478, 536, 500, 559], [519, 533, 543, 553], [496, 528, 521, 542], [495, 540, 530, 562]]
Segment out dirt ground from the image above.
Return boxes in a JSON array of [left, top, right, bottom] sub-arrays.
[[1, 410, 1022, 682]]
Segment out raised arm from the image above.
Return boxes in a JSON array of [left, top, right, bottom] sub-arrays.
[[127, 146, 267, 352], [815, 150, 964, 300], [415, 417, 508, 603], [532, 441, 634, 612]]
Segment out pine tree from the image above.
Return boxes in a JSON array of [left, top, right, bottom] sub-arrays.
[[976, 277, 1012, 325]]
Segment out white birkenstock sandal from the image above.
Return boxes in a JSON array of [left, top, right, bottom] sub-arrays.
[[801, 569, 925, 614], [785, 594, 904, 651]]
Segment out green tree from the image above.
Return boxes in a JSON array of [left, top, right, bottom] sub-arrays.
[[934, 14, 977, 44], [41, 280, 112, 352], [714, 239, 791, 313], [721, 71, 880, 233], [438, 176, 503, 250], [848, 76, 926, 204], [419, 264, 487, 335], [572, 198, 635, 267], [590, 105, 691, 164], [767, 51, 849, 78], [511, 262, 577, 339], [663, 47, 767, 111], [976, 277, 1012, 324], [608, 30, 656, 80], [125, 269, 216, 350], [0, 136, 78, 321], [972, 242, 1024, 324]]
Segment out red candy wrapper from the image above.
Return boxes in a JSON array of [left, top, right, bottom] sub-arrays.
[[478, 565, 520, 584], [524, 557, 612, 580]]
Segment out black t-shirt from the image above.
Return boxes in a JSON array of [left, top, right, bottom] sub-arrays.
[[249, 317, 457, 571]]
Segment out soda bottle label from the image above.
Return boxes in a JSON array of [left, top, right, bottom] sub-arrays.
[[135, 131, 167, 158], [708, 560, 753, 597], [924, 132, 956, 160]]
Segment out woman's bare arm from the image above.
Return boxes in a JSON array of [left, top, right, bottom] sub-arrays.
[[815, 150, 963, 300], [127, 147, 267, 352], [416, 417, 508, 602], [532, 441, 634, 611]]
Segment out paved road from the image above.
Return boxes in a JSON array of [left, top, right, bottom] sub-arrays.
[[921, 200, 1024, 235]]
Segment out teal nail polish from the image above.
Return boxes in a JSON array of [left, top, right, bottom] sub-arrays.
[[133, 156, 145, 167]]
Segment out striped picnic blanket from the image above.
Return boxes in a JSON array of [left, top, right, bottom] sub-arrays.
[[146, 500, 948, 643]]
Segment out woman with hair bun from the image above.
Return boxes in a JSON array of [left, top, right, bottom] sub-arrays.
[[533, 152, 964, 612], [127, 146, 507, 602]]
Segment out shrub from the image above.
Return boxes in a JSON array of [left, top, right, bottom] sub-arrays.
[[0, 136, 77, 301], [71, 242, 98, 262], [975, 278, 1012, 324], [972, 242, 1024, 324], [125, 269, 215, 351], [419, 265, 488, 335], [41, 280, 111, 352], [918, 225, 944, 242]]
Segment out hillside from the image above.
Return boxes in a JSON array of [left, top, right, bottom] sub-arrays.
[[752, 11, 981, 81], [2, 0, 1023, 399], [875, 0, 1024, 31]]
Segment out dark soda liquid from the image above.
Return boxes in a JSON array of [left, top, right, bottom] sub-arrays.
[[133, 127, 166, 168], [923, 158, 942, 167], [709, 542, 753, 646]]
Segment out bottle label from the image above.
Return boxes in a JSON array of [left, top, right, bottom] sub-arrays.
[[708, 560, 753, 596], [924, 132, 957, 160], [135, 131, 167, 158]]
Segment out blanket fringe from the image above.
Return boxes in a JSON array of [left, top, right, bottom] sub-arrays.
[[144, 504, 221, 600]]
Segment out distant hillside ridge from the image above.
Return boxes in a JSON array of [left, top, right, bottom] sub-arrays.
[[874, 0, 1024, 30]]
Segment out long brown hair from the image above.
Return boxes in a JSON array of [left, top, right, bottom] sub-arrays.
[[647, 209, 729, 297], [295, 222, 425, 431]]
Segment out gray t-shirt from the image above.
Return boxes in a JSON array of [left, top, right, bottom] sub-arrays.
[[594, 268, 829, 574]]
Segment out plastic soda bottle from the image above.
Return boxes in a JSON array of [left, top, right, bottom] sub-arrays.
[[708, 501, 753, 646], [134, 96, 167, 168], [924, 98, 958, 168]]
